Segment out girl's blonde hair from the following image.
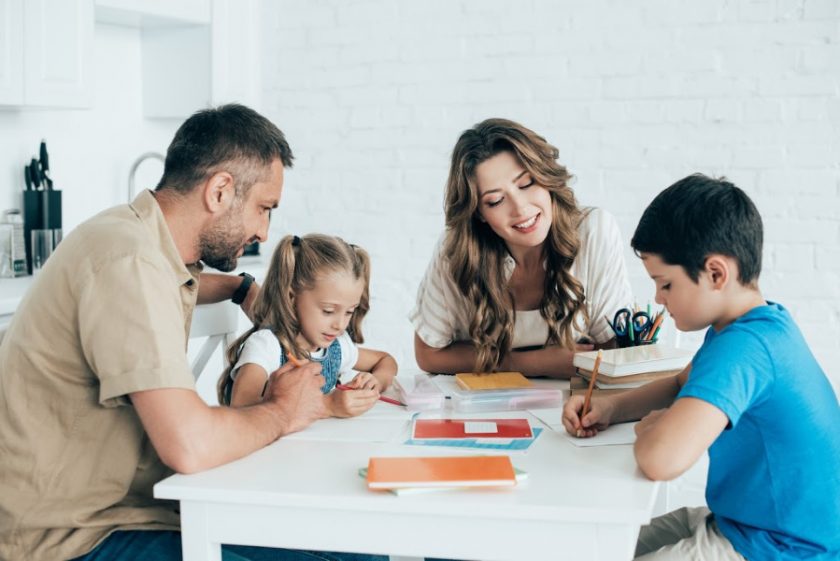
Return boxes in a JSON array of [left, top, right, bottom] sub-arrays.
[[217, 234, 371, 404], [444, 118, 588, 372]]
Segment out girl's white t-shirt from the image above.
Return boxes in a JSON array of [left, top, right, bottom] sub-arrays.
[[409, 207, 634, 348], [231, 329, 359, 384]]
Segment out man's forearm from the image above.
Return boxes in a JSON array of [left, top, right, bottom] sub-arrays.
[[197, 272, 240, 304]]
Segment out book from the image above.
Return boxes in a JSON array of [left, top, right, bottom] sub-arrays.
[[366, 455, 516, 490], [573, 345, 693, 377], [577, 367, 683, 385], [569, 376, 631, 396], [405, 427, 544, 452], [359, 466, 528, 495], [411, 418, 533, 440], [454, 371, 532, 390]]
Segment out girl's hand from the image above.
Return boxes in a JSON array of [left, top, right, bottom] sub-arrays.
[[327, 387, 379, 418], [635, 408, 667, 436], [347, 372, 381, 391], [562, 394, 615, 438]]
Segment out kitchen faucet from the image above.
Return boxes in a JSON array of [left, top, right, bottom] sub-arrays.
[[127, 152, 165, 202]]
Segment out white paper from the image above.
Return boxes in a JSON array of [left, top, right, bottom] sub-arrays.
[[561, 422, 638, 447], [463, 421, 498, 434]]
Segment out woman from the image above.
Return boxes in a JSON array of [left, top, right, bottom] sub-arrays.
[[410, 118, 632, 378]]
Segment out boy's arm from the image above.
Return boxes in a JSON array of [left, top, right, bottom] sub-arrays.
[[634, 397, 728, 481], [609, 364, 692, 423]]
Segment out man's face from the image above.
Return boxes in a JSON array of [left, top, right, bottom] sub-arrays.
[[199, 159, 283, 271]]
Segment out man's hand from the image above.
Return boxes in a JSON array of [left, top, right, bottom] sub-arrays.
[[326, 388, 379, 418], [262, 360, 329, 434]]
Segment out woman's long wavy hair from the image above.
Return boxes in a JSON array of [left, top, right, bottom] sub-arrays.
[[217, 234, 371, 404], [444, 118, 588, 372]]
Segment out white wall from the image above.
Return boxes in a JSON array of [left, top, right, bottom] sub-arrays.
[[259, 0, 840, 388], [0, 24, 179, 232]]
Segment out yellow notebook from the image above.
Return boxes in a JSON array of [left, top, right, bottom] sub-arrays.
[[454, 371, 532, 391], [366, 455, 516, 490]]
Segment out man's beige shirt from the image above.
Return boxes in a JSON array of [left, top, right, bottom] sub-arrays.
[[0, 191, 201, 561]]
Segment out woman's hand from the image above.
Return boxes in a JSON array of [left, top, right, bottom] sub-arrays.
[[562, 394, 616, 438], [326, 387, 379, 418], [346, 371, 381, 392]]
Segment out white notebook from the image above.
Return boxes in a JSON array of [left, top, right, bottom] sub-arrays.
[[574, 345, 693, 377]]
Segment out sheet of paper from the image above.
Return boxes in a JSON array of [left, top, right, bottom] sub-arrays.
[[561, 422, 637, 447]]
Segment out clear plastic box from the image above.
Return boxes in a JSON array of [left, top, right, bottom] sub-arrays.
[[393, 372, 446, 411], [433, 375, 564, 414]]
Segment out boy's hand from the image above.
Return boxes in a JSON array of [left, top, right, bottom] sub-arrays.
[[635, 408, 667, 436], [562, 394, 615, 438], [327, 387, 379, 418], [346, 372, 381, 391]]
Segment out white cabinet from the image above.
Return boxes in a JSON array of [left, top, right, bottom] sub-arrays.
[[0, 0, 93, 108], [0, 0, 24, 105], [95, 0, 260, 118]]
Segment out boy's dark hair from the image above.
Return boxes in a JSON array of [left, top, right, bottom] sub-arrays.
[[631, 173, 763, 286], [156, 104, 293, 195]]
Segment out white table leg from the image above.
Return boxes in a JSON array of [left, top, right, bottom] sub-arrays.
[[180, 501, 222, 561]]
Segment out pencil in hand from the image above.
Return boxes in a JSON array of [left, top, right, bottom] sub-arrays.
[[577, 350, 602, 438], [336, 383, 405, 407], [284, 348, 303, 367]]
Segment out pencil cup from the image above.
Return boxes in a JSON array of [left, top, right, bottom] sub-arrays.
[[30, 228, 61, 275]]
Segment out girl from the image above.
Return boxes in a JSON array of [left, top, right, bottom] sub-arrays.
[[218, 234, 397, 417], [411, 118, 633, 378]]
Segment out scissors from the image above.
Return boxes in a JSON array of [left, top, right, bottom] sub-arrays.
[[611, 308, 653, 345]]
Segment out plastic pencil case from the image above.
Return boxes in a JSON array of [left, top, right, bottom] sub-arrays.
[[394, 373, 446, 411], [448, 385, 564, 413]]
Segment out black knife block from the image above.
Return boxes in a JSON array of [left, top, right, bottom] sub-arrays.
[[23, 190, 62, 274]]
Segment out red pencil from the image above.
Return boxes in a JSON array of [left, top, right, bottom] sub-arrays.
[[336, 383, 404, 406]]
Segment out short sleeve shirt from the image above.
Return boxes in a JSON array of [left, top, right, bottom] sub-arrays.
[[232, 329, 360, 385], [409, 207, 633, 349], [0, 190, 201, 561], [678, 303, 840, 561]]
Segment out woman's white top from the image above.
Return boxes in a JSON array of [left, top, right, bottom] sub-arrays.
[[231, 329, 359, 384], [409, 207, 633, 348]]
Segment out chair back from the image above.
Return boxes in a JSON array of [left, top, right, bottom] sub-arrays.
[[189, 302, 240, 381]]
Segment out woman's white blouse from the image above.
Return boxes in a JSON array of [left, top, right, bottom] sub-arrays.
[[409, 208, 633, 349]]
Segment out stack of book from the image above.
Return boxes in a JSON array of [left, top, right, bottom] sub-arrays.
[[572, 345, 694, 394]]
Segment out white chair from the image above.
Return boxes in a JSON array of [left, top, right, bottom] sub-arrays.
[[188, 302, 241, 381]]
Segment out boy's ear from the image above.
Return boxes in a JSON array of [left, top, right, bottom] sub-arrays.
[[704, 254, 730, 290]]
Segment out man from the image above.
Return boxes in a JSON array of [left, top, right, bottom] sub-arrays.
[[0, 105, 385, 561]]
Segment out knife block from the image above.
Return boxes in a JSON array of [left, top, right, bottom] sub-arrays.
[[23, 190, 62, 274]]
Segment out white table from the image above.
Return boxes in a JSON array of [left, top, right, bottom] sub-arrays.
[[155, 411, 659, 561]]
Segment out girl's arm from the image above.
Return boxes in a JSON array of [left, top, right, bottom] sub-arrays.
[[229, 363, 269, 407], [352, 347, 397, 391], [415, 334, 592, 378]]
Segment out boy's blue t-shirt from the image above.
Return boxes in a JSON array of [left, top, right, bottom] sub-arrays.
[[678, 302, 840, 561]]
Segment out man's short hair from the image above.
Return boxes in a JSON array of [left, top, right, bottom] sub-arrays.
[[631, 173, 763, 285], [156, 104, 293, 196]]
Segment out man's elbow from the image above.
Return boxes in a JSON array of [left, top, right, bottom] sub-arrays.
[[157, 438, 211, 475]]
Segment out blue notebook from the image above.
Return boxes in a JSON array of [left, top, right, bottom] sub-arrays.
[[404, 427, 543, 451]]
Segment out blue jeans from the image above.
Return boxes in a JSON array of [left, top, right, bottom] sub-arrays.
[[71, 530, 388, 561]]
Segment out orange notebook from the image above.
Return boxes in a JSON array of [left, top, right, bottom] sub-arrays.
[[454, 371, 532, 390], [366, 455, 517, 490]]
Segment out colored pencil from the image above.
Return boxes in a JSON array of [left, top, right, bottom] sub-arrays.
[[577, 350, 602, 437]]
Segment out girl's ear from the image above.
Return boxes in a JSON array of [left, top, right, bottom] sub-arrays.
[[704, 254, 730, 290]]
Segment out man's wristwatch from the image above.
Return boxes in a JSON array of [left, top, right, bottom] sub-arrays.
[[231, 272, 255, 305]]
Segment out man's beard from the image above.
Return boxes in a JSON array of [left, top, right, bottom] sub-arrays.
[[199, 207, 246, 272]]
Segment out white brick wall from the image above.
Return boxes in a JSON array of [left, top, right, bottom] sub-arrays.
[[259, 0, 840, 389]]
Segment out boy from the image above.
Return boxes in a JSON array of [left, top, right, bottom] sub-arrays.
[[563, 174, 840, 560]]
